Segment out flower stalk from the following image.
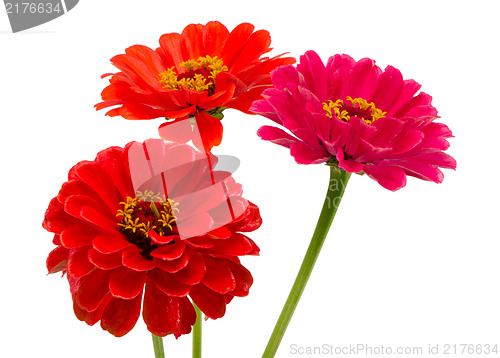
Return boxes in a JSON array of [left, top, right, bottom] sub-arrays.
[[152, 334, 165, 358], [193, 303, 203, 358], [262, 165, 351, 358]]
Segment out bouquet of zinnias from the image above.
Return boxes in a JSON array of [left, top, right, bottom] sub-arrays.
[[43, 21, 455, 358]]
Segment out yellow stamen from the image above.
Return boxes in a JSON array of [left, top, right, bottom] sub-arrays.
[[158, 55, 228, 92], [323, 96, 386, 125], [116, 194, 179, 238]]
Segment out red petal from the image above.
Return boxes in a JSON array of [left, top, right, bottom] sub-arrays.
[[224, 259, 253, 297], [211, 232, 255, 256], [60, 223, 97, 249], [75, 269, 110, 312], [201, 257, 235, 294], [46, 246, 69, 274], [67, 247, 95, 278], [142, 280, 181, 336], [222, 23, 254, 69], [189, 284, 226, 319], [73, 294, 112, 326], [149, 269, 191, 297], [122, 247, 156, 271], [153, 248, 191, 273], [101, 294, 143, 337], [158, 32, 186, 71], [69, 161, 123, 211], [93, 233, 131, 254], [230, 29, 272, 73], [149, 231, 177, 245], [150, 242, 186, 260], [191, 111, 223, 152], [111, 53, 161, 89], [64, 195, 116, 233], [171, 251, 206, 285], [118, 103, 169, 120], [181, 23, 205, 59], [125, 45, 165, 78], [43, 205, 79, 234], [174, 296, 197, 338], [208, 226, 231, 239], [233, 201, 263, 233], [198, 82, 235, 109], [202, 21, 229, 57], [88, 248, 122, 270], [109, 267, 147, 299], [94, 146, 134, 200]]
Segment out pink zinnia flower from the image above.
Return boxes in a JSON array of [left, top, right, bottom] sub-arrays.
[[251, 51, 456, 191]]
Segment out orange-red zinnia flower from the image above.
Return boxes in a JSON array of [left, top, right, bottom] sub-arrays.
[[95, 21, 295, 151], [43, 139, 261, 337]]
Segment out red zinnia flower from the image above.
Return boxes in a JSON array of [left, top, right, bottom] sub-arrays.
[[43, 139, 261, 337], [95, 21, 295, 151], [251, 51, 456, 191]]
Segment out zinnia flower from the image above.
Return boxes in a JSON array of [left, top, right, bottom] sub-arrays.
[[95, 21, 295, 151], [251, 50, 456, 191], [43, 139, 261, 337]]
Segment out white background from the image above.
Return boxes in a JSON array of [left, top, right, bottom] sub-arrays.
[[1, 1, 499, 357]]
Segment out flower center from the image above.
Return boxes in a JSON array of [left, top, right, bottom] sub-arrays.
[[116, 190, 179, 259], [323, 96, 386, 125], [159, 55, 228, 94]]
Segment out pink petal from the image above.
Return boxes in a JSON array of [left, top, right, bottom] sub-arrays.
[[364, 164, 407, 191], [290, 141, 329, 164], [257, 125, 299, 149]]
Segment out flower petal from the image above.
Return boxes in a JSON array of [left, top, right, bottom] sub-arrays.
[[88, 248, 123, 270], [67, 247, 95, 278], [191, 111, 223, 152], [171, 251, 206, 285], [122, 247, 156, 272], [109, 267, 147, 299], [75, 269, 110, 312], [190, 284, 226, 319], [257, 125, 299, 149], [46, 246, 69, 274], [364, 164, 407, 191], [143, 281, 182, 336], [149, 268, 191, 297], [93, 233, 131, 254], [201, 257, 235, 294], [101, 294, 143, 337], [153, 248, 191, 273], [150, 241, 186, 261], [60, 223, 97, 249]]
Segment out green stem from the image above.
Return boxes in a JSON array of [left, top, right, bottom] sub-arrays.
[[152, 334, 165, 358], [193, 303, 202, 358], [262, 166, 351, 358]]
